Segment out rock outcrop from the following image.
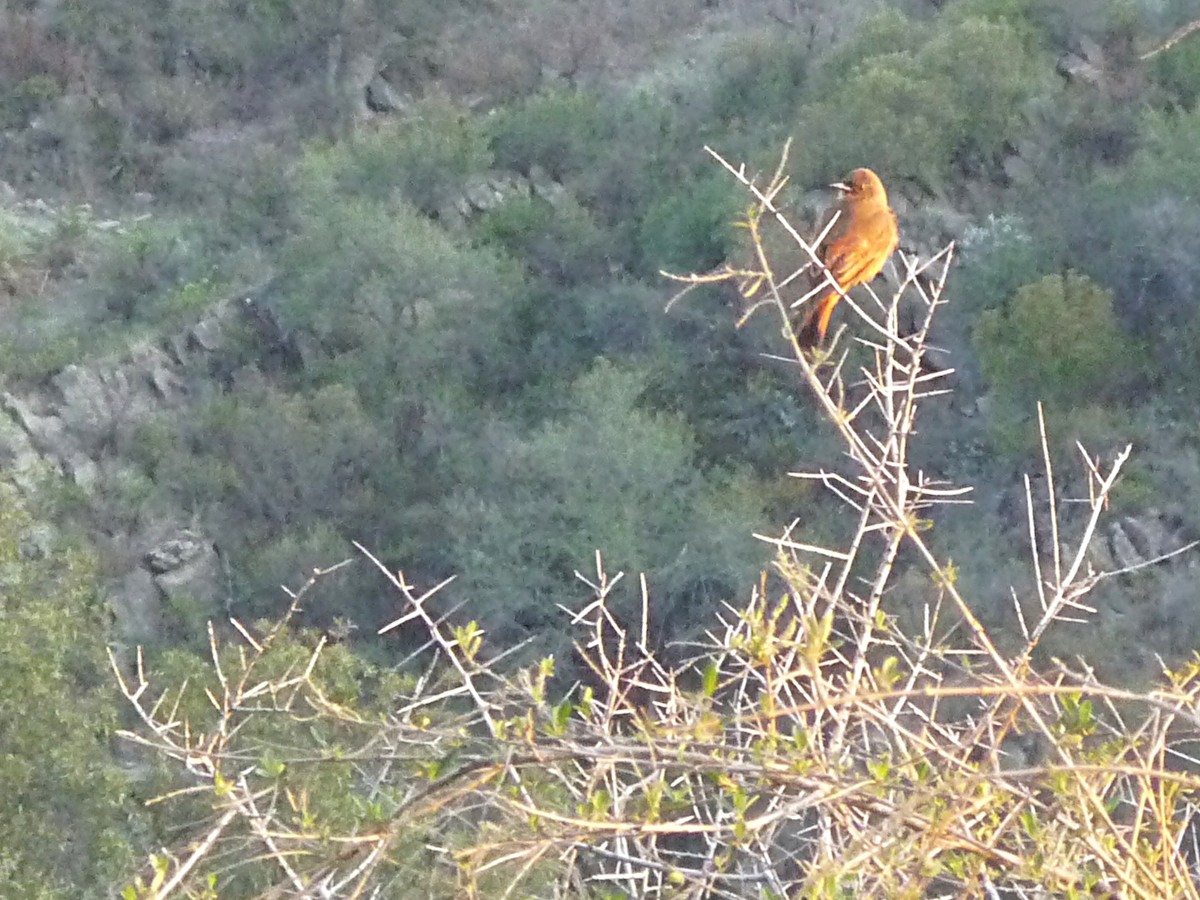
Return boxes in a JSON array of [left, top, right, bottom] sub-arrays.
[[1096, 509, 1194, 574], [0, 167, 560, 646], [438, 165, 568, 230], [0, 297, 261, 647], [144, 531, 225, 624]]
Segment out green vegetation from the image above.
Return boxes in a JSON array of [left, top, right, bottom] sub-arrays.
[[974, 270, 1131, 408], [106, 164, 1200, 896], [0, 0, 1198, 894], [0, 485, 138, 896], [443, 361, 765, 652], [794, 11, 1051, 187]]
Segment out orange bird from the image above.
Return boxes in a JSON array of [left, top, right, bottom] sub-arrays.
[[796, 167, 899, 350]]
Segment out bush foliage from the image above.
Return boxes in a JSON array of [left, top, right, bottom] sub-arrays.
[[974, 270, 1131, 408], [108, 148, 1200, 898], [1, 2, 1200, 895], [0, 486, 139, 896]]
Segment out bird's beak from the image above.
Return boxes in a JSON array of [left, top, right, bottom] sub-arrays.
[[830, 181, 851, 193]]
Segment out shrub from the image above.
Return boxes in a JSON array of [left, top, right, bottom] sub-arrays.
[[443, 360, 767, 659], [919, 16, 1049, 171], [158, 136, 296, 242], [486, 86, 609, 179], [85, 218, 211, 324], [238, 523, 363, 622], [707, 28, 813, 129], [111, 145, 1200, 898], [333, 98, 493, 215], [974, 270, 1133, 409], [956, 214, 1060, 315], [1149, 29, 1200, 109], [793, 53, 950, 189], [637, 169, 741, 274], [0, 74, 60, 129], [478, 279, 675, 415], [808, 7, 929, 95], [1062, 109, 1200, 348], [276, 191, 526, 406], [121, 623, 413, 895], [175, 382, 387, 533], [0, 486, 140, 895], [794, 16, 1049, 188], [1021, 0, 1142, 49], [475, 193, 614, 285], [574, 88, 705, 260]]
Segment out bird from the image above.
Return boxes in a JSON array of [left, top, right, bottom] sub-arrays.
[[795, 167, 899, 350]]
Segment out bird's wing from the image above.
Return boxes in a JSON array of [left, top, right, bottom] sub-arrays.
[[824, 233, 875, 284], [827, 207, 898, 286]]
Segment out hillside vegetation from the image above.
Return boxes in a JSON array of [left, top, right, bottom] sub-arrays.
[[1, 0, 1200, 895]]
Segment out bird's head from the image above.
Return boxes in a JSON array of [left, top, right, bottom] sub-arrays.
[[831, 168, 887, 203]]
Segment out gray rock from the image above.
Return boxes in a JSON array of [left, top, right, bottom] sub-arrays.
[[110, 567, 165, 645], [47, 345, 184, 451], [163, 330, 190, 365], [488, 171, 529, 199], [0, 290, 271, 644], [1, 330, 201, 499], [1057, 37, 1106, 88], [144, 531, 209, 574], [0, 406, 46, 476], [154, 550, 222, 603], [1109, 521, 1142, 570], [1002, 154, 1035, 185], [462, 175, 503, 212], [1121, 511, 1172, 562], [50, 364, 112, 438], [2, 391, 72, 460], [150, 535, 224, 624], [148, 360, 185, 400], [62, 452, 99, 489], [528, 165, 566, 205], [132, 345, 187, 404], [188, 308, 227, 353], [436, 201, 467, 231], [18, 524, 56, 560], [365, 73, 407, 114]]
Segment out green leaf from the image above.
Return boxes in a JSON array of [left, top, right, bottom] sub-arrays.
[[578, 686, 594, 718], [453, 621, 484, 663], [875, 655, 901, 689], [552, 700, 572, 735], [1020, 809, 1039, 839], [257, 751, 286, 779], [150, 854, 169, 890]]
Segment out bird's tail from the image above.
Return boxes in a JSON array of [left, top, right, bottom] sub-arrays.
[[796, 292, 839, 350]]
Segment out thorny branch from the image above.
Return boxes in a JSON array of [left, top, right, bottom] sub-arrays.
[[116, 145, 1200, 899]]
